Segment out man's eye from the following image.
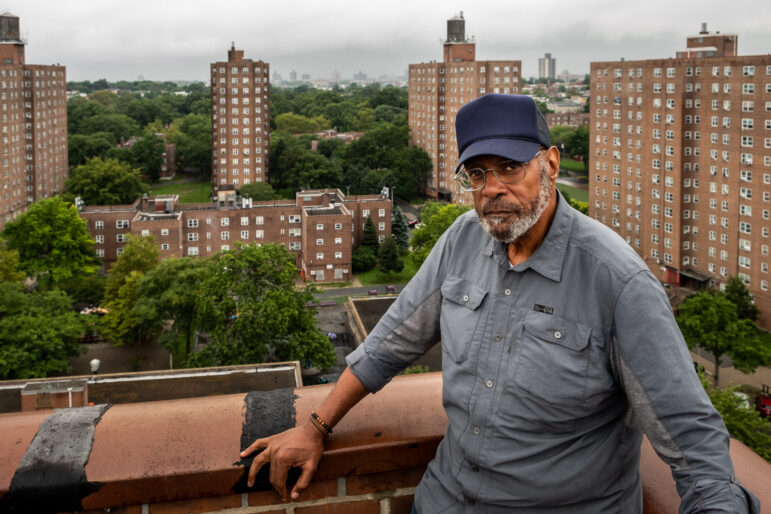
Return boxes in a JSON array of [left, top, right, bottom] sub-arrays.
[[467, 169, 485, 179], [501, 162, 524, 172]]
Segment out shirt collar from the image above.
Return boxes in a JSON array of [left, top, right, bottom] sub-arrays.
[[481, 191, 575, 281]]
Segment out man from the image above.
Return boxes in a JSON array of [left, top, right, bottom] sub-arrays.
[[241, 94, 759, 512]]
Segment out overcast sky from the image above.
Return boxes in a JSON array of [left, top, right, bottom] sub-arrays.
[[9, 0, 771, 83]]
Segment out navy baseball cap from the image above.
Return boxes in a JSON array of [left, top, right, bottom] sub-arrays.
[[455, 94, 551, 172]]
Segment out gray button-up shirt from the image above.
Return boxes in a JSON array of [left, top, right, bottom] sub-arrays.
[[346, 194, 759, 513]]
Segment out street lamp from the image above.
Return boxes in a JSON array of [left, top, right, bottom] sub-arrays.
[[90, 358, 100, 377]]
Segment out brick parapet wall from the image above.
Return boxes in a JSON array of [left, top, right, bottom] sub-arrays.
[[1, 374, 768, 513]]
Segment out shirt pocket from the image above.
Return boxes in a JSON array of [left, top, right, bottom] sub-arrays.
[[439, 276, 488, 363], [512, 312, 592, 407]]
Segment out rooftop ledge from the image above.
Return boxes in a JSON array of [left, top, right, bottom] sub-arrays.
[[0, 372, 768, 513]]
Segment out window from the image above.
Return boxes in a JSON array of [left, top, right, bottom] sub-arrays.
[[240, 216, 249, 226], [289, 215, 301, 223], [116, 234, 127, 243], [378, 222, 385, 230], [335, 237, 342, 244], [289, 242, 301, 250], [188, 219, 199, 228], [316, 223, 324, 231], [221, 231, 229, 240], [255, 216, 264, 225], [335, 223, 342, 230], [161, 229, 169, 236], [188, 233, 198, 241], [316, 253, 324, 260], [335, 252, 343, 259], [188, 247, 199, 256], [95, 235, 104, 244], [240, 230, 249, 239], [316, 238, 323, 245], [221, 217, 229, 226], [116, 220, 130, 229], [95, 221, 104, 230]]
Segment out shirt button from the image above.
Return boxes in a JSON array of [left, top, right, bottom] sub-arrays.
[[486, 380, 493, 388], [462, 294, 469, 302], [494, 334, 502, 342], [472, 466, 480, 472], [473, 427, 480, 435], [504, 288, 511, 296], [554, 330, 562, 339]]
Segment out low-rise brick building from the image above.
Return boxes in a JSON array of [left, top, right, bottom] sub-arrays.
[[79, 188, 392, 282]]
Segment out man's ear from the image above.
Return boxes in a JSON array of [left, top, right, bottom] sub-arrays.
[[545, 146, 560, 181]]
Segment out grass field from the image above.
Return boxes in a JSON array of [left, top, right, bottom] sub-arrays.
[[357, 258, 419, 286], [556, 183, 588, 203], [150, 178, 211, 203], [559, 158, 586, 173]]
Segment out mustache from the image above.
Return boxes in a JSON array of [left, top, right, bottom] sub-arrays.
[[481, 200, 525, 215]]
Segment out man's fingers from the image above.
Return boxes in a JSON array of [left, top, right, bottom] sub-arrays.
[[290, 462, 317, 500], [270, 458, 291, 501], [240, 437, 268, 458], [247, 448, 270, 488]]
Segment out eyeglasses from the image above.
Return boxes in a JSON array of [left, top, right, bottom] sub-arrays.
[[454, 150, 544, 192]]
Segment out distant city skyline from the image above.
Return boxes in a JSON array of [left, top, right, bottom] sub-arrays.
[[7, 0, 770, 82]]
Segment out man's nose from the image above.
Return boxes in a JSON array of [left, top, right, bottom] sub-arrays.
[[481, 171, 508, 197]]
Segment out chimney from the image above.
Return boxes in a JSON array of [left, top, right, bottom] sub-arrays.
[[700, 22, 708, 35]]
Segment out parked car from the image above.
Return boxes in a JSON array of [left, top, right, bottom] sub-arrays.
[[408, 218, 420, 228], [756, 394, 771, 417]]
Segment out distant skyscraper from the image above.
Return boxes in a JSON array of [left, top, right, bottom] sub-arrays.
[[538, 52, 557, 80], [408, 12, 522, 203], [210, 44, 270, 194], [289, 69, 297, 82], [0, 12, 68, 230], [591, 24, 771, 325]]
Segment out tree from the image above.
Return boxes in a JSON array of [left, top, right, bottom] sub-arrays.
[[104, 234, 160, 301], [377, 236, 404, 276], [191, 243, 336, 370], [724, 277, 760, 321], [699, 373, 771, 462], [352, 246, 377, 272], [0, 247, 24, 283], [0, 282, 85, 379], [239, 181, 282, 201], [63, 157, 149, 206], [676, 292, 771, 385], [361, 216, 379, 253], [79, 113, 141, 142], [168, 113, 211, 176], [274, 112, 330, 133], [391, 206, 410, 251], [565, 125, 589, 171], [68, 133, 115, 167], [134, 257, 208, 360], [130, 133, 166, 182], [409, 203, 471, 267], [1, 197, 99, 285], [102, 270, 162, 347]]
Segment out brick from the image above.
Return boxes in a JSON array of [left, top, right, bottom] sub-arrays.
[[248, 489, 286, 507], [147, 494, 241, 513], [295, 500, 381, 514], [389, 494, 416, 514], [346, 467, 424, 495], [248, 478, 337, 506]]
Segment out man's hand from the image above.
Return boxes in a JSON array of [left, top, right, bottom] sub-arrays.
[[240, 421, 326, 501]]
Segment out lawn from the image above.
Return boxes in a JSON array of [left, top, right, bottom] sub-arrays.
[[150, 178, 212, 203], [559, 158, 586, 174], [357, 258, 419, 286], [556, 183, 588, 203]]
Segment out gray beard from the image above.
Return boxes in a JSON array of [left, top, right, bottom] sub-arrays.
[[478, 164, 552, 244]]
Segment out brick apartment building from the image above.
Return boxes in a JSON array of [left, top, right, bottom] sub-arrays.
[[590, 25, 771, 325], [408, 13, 522, 204], [78, 189, 392, 283], [0, 12, 67, 230], [210, 44, 270, 195], [545, 112, 590, 128]]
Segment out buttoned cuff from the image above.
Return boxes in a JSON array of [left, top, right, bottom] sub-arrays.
[[346, 342, 408, 393]]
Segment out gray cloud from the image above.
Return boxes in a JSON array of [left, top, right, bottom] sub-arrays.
[[12, 0, 771, 81]]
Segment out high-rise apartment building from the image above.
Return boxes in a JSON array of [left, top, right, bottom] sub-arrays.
[[0, 12, 67, 230], [590, 25, 771, 325], [408, 13, 522, 203], [538, 52, 557, 81], [210, 44, 270, 196]]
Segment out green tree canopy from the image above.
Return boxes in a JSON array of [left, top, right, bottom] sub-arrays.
[[130, 133, 166, 182], [63, 157, 149, 206], [676, 291, 771, 385], [0, 282, 85, 379], [167, 113, 212, 176], [724, 277, 760, 321], [1, 198, 99, 285], [361, 216, 379, 252], [104, 234, 160, 300], [377, 236, 404, 276], [68, 133, 116, 167], [238, 181, 282, 201], [79, 113, 141, 142], [409, 203, 471, 267], [274, 112, 330, 133], [0, 247, 24, 283], [191, 243, 335, 370], [391, 205, 410, 251]]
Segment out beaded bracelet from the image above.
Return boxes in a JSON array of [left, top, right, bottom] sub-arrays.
[[310, 411, 333, 435]]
